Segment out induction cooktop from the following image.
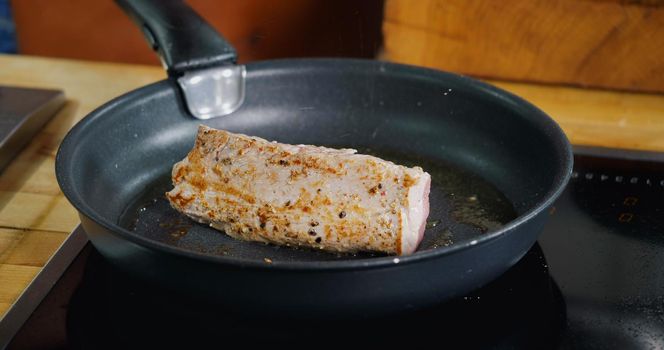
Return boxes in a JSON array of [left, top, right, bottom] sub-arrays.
[[2, 146, 663, 349]]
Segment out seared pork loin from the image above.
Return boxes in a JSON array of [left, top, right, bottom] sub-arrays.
[[166, 125, 430, 255]]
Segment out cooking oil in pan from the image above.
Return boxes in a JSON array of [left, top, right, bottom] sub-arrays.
[[119, 147, 516, 260]]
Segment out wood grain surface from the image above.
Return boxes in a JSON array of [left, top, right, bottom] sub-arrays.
[[0, 54, 164, 319], [383, 0, 664, 93], [0, 54, 663, 319]]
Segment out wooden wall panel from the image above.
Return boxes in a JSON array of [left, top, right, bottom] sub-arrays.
[[383, 0, 664, 93]]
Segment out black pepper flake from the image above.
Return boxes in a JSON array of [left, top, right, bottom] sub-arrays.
[[339, 211, 346, 219], [310, 221, 319, 227], [378, 183, 382, 189], [315, 237, 322, 243], [279, 159, 289, 166], [317, 188, 321, 193], [260, 222, 266, 229], [285, 200, 291, 207], [308, 229, 317, 236]]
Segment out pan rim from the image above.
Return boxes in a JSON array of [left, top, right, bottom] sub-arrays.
[[56, 58, 573, 271]]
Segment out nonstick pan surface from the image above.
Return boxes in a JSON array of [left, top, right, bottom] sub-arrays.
[[119, 140, 516, 264], [58, 59, 569, 267]]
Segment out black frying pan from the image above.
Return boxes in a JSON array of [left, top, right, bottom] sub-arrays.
[[55, 0, 572, 319]]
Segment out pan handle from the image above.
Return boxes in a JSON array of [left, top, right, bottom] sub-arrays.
[[115, 0, 237, 76], [115, 0, 245, 119]]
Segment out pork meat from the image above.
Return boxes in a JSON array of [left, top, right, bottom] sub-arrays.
[[166, 125, 430, 255]]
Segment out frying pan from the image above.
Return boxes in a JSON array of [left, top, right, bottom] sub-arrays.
[[55, 0, 572, 319]]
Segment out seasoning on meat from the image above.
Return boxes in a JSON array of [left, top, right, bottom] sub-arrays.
[[166, 125, 431, 255]]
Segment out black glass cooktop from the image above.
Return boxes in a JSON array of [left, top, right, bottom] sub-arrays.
[[4, 147, 664, 349]]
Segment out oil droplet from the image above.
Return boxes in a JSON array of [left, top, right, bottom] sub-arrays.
[[426, 219, 441, 229], [429, 228, 453, 249]]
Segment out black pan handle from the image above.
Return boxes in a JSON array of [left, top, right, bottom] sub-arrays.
[[115, 0, 237, 76]]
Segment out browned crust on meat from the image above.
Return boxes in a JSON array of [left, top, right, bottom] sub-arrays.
[[167, 190, 194, 208], [396, 210, 403, 255], [166, 125, 427, 255], [403, 174, 416, 188]]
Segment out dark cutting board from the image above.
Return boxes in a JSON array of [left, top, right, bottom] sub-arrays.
[[0, 85, 65, 172]]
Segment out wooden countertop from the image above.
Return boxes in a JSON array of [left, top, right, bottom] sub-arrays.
[[0, 54, 663, 318]]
